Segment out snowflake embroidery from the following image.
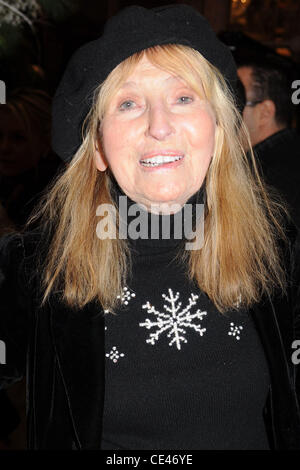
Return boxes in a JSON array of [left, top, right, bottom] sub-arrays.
[[139, 288, 207, 350], [117, 286, 136, 305], [106, 346, 125, 363], [228, 322, 243, 340]]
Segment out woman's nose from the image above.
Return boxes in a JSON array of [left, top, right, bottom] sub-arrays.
[[146, 105, 175, 140]]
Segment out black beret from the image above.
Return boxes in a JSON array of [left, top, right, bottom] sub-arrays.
[[52, 4, 237, 162]]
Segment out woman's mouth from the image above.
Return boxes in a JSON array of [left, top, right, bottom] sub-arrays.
[[139, 155, 184, 169]]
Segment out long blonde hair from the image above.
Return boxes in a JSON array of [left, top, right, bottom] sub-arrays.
[[26, 44, 288, 313]]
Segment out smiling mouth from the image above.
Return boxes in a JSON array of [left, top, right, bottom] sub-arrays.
[[140, 155, 184, 167]]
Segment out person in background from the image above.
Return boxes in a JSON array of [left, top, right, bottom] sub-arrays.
[[0, 201, 14, 236], [0, 88, 62, 230], [238, 62, 300, 227], [0, 89, 62, 449]]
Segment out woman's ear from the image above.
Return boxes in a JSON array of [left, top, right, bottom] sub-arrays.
[[94, 138, 108, 172]]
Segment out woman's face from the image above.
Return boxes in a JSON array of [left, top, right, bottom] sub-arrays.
[[95, 56, 217, 213]]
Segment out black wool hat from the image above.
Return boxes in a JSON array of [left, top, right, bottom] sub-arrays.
[[52, 4, 237, 162]]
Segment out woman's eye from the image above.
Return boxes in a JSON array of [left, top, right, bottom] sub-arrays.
[[177, 96, 193, 104], [119, 100, 135, 110]]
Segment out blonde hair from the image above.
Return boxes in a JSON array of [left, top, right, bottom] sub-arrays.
[[26, 44, 288, 313]]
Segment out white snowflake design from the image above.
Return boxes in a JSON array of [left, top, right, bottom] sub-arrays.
[[228, 322, 243, 340], [106, 346, 125, 364], [139, 288, 207, 351], [117, 286, 136, 306]]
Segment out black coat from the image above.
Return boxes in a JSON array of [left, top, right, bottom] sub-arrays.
[[253, 129, 300, 229], [0, 227, 300, 450]]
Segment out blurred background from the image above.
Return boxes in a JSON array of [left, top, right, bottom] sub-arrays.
[[0, 0, 300, 450], [1, 0, 300, 95]]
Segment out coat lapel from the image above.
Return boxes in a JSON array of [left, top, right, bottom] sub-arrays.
[[249, 295, 293, 387], [250, 295, 300, 448], [50, 294, 105, 449]]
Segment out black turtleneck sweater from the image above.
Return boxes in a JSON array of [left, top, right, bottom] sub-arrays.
[[101, 181, 270, 450]]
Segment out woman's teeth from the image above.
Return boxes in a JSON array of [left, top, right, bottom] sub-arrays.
[[140, 155, 183, 167]]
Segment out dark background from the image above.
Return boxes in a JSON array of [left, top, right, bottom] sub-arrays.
[[1, 0, 300, 94]]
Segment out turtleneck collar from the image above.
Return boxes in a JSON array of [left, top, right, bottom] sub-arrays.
[[109, 175, 205, 255]]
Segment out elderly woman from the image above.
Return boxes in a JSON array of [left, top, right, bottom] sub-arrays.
[[0, 5, 300, 450]]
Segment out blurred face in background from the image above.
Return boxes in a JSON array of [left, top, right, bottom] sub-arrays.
[[237, 66, 261, 146], [0, 106, 45, 177], [95, 55, 216, 214]]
